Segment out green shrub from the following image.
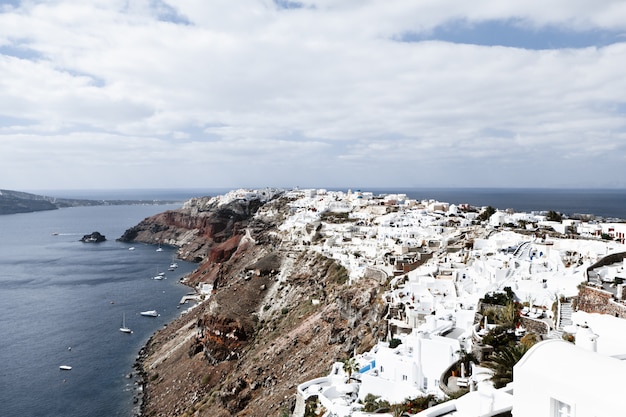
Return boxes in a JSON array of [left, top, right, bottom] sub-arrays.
[[388, 338, 402, 349]]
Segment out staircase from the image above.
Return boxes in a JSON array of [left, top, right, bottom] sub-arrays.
[[514, 241, 531, 259], [548, 301, 574, 340], [559, 302, 574, 328]]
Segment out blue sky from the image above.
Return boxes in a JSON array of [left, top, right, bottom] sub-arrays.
[[1, 1, 625, 191], [404, 20, 624, 49]]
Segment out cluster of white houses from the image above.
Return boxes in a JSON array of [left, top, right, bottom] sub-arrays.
[[275, 188, 626, 417]]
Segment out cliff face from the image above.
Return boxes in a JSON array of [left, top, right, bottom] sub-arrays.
[[125, 194, 388, 416]]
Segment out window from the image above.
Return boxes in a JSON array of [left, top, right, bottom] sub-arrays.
[[552, 399, 574, 417], [402, 375, 407, 381]]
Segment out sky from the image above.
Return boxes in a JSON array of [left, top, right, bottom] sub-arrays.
[[1, 0, 626, 191]]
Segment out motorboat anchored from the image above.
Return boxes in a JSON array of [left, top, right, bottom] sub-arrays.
[[59, 365, 72, 371], [140, 310, 158, 317]]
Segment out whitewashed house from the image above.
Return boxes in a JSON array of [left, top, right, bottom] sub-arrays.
[[358, 326, 461, 403], [512, 339, 625, 417]]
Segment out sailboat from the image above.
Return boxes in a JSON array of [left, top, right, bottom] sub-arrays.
[[120, 313, 132, 333], [156, 243, 163, 252], [152, 266, 166, 280]]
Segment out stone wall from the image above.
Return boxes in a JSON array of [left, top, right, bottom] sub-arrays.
[[577, 285, 626, 318], [519, 316, 550, 335], [364, 266, 388, 283]]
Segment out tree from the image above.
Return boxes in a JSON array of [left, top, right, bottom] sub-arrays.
[[478, 206, 496, 222], [520, 332, 538, 349], [500, 301, 519, 327], [362, 393, 391, 412], [546, 210, 562, 222], [483, 343, 529, 388], [482, 325, 517, 350], [342, 357, 358, 380]]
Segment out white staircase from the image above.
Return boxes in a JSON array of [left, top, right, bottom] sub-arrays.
[[548, 301, 573, 340]]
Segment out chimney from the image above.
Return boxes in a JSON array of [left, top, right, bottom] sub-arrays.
[[575, 322, 598, 352]]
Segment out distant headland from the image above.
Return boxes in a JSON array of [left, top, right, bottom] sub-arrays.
[[0, 189, 181, 215]]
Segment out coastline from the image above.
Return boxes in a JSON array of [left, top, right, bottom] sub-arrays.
[[133, 336, 152, 416], [132, 279, 202, 417]]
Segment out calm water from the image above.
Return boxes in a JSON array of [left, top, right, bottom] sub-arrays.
[[0, 203, 198, 417], [368, 188, 626, 219]]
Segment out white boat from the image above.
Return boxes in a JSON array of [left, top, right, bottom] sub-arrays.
[[59, 365, 72, 371], [128, 247, 135, 251], [140, 310, 158, 317], [120, 313, 132, 333], [169, 262, 178, 269], [152, 267, 166, 280], [156, 244, 163, 252]]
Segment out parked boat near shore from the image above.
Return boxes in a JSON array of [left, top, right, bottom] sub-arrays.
[[120, 313, 132, 333]]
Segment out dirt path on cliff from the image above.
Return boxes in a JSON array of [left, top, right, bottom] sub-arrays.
[[148, 315, 199, 370]]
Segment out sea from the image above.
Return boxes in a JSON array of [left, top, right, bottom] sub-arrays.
[[1, 187, 625, 417], [368, 188, 626, 220], [0, 190, 214, 417]]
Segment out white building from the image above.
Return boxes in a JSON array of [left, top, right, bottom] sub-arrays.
[[512, 339, 625, 417], [358, 326, 461, 403]]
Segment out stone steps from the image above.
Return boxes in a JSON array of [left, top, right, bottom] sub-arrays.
[[548, 329, 563, 339], [559, 302, 573, 328]]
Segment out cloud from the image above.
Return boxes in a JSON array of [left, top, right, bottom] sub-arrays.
[[0, 1, 625, 190]]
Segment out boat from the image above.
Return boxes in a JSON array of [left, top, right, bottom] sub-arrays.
[[156, 244, 163, 252], [152, 267, 166, 280], [59, 365, 72, 371], [169, 262, 178, 269], [120, 313, 132, 333], [128, 247, 135, 251], [140, 310, 158, 317]]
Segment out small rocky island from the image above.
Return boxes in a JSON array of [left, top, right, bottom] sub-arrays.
[[80, 231, 106, 243]]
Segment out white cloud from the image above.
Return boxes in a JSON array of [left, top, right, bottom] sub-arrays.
[[0, 1, 625, 190]]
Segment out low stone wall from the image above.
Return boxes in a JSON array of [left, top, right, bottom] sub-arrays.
[[519, 316, 550, 335], [364, 266, 388, 283], [578, 285, 626, 318]]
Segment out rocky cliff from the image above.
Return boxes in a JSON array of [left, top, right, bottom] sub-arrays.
[[123, 192, 388, 416]]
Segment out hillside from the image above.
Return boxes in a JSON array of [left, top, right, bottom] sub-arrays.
[[0, 189, 58, 214], [121, 190, 388, 416], [0, 189, 180, 215]]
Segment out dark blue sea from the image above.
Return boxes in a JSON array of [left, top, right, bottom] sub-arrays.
[[0, 200, 200, 417], [366, 188, 626, 220]]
